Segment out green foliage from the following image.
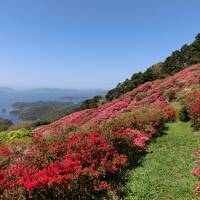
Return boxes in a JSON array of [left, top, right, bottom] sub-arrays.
[[0, 118, 13, 126], [0, 128, 32, 143], [80, 96, 103, 109], [135, 91, 148, 101], [105, 33, 200, 101], [176, 88, 193, 104], [64, 125, 78, 135], [0, 125, 10, 132], [163, 89, 176, 101], [178, 107, 190, 122], [0, 118, 13, 132]]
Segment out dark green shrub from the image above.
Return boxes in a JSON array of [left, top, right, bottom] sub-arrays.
[[0, 125, 9, 132], [178, 107, 190, 122]]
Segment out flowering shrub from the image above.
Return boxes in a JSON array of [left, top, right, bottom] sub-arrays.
[[99, 107, 168, 139], [163, 88, 177, 101], [187, 91, 200, 197], [115, 128, 149, 148], [192, 150, 200, 196], [102, 126, 149, 164], [0, 144, 12, 164], [0, 131, 127, 199], [185, 91, 200, 130], [83, 99, 129, 128]]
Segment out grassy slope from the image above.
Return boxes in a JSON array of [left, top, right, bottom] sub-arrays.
[[122, 121, 200, 200]]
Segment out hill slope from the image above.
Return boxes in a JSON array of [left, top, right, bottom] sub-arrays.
[[36, 65, 200, 135], [0, 65, 199, 199], [105, 33, 200, 101]]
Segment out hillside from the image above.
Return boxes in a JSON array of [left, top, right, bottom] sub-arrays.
[[101, 33, 200, 101], [35, 65, 200, 134], [78, 33, 200, 111], [0, 65, 200, 199]]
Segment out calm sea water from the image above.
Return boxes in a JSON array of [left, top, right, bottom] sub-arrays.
[[0, 89, 106, 124]]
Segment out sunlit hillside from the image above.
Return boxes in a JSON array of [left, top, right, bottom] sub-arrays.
[[0, 65, 199, 199]]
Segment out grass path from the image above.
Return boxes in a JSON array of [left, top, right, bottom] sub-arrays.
[[122, 121, 200, 200]]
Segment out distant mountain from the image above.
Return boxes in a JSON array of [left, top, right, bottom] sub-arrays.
[[23, 88, 107, 97], [0, 87, 16, 93], [0, 88, 107, 98]]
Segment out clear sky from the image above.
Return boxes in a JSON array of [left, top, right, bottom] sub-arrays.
[[0, 0, 200, 90]]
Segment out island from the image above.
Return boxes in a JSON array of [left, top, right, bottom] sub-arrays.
[[0, 108, 6, 112], [10, 101, 78, 122]]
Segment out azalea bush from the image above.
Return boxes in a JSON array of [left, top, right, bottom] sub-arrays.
[[163, 88, 177, 101], [110, 128, 149, 166], [99, 107, 168, 138], [188, 91, 200, 197], [0, 128, 33, 165], [0, 120, 151, 199], [192, 150, 200, 196], [185, 91, 200, 130], [0, 131, 128, 199], [0, 114, 153, 199]]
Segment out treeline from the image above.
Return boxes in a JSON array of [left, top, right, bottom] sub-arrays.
[[0, 118, 13, 131], [105, 33, 200, 101], [10, 101, 77, 122], [76, 33, 200, 109], [79, 96, 103, 109]]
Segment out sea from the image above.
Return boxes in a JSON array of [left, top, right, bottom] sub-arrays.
[[0, 88, 106, 124], [0, 93, 61, 123], [0, 92, 82, 123]]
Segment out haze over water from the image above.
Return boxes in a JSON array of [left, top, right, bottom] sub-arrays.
[[0, 89, 106, 123]]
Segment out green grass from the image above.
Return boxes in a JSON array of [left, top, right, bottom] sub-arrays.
[[122, 121, 200, 200]]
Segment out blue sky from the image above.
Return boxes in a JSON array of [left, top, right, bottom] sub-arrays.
[[0, 0, 200, 90]]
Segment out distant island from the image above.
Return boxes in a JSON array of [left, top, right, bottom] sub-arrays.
[[0, 117, 13, 131], [60, 96, 88, 101], [0, 108, 6, 112], [0, 87, 106, 97], [0, 88, 107, 123], [10, 101, 78, 122]]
